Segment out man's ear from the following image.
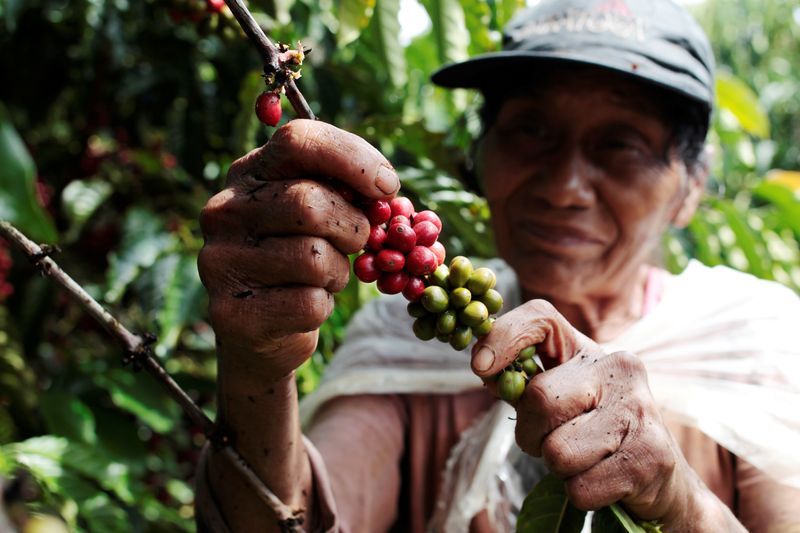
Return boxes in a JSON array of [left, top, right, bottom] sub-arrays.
[[672, 147, 710, 228]]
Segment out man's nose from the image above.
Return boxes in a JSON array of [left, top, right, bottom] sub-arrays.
[[533, 147, 596, 209]]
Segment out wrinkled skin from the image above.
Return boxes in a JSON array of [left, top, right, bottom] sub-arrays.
[[199, 120, 399, 379], [469, 68, 743, 530], [197, 120, 399, 531], [197, 67, 745, 530]]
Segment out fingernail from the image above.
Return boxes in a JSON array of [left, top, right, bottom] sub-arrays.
[[473, 347, 495, 373], [375, 164, 399, 195]]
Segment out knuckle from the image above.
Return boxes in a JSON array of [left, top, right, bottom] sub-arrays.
[[296, 287, 334, 330], [197, 245, 220, 288], [525, 298, 556, 315], [565, 477, 603, 511], [199, 189, 236, 237]]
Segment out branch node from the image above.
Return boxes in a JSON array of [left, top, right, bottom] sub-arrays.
[[30, 244, 61, 268]]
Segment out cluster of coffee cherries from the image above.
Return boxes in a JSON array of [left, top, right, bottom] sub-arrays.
[[352, 196, 503, 351], [497, 345, 542, 403], [406, 256, 503, 350]]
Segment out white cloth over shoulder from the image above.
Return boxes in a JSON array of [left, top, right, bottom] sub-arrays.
[[299, 259, 800, 531]]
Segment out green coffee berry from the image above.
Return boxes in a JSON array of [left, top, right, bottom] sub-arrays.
[[498, 370, 526, 403], [521, 358, 541, 378], [459, 300, 489, 327], [436, 310, 457, 335], [407, 301, 428, 318], [471, 317, 494, 337], [478, 289, 503, 314], [421, 285, 449, 313], [517, 345, 537, 361], [449, 325, 473, 351], [412, 316, 437, 341], [436, 332, 452, 343], [466, 267, 496, 296], [448, 256, 473, 288], [450, 287, 472, 309], [430, 264, 450, 289]]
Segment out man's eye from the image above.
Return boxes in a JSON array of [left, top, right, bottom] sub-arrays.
[[599, 137, 644, 153]]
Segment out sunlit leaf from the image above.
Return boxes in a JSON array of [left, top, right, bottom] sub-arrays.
[[715, 71, 770, 138], [420, 0, 469, 65], [0, 103, 57, 243], [369, 0, 407, 87], [337, 0, 376, 47], [104, 208, 178, 303], [61, 178, 113, 242], [94, 369, 181, 434], [155, 252, 206, 357]]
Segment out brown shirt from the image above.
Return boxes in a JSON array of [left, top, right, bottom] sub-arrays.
[[196, 388, 800, 532], [304, 390, 800, 532]]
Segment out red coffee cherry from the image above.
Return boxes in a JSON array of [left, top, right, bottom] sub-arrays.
[[389, 215, 410, 227], [376, 249, 405, 273], [385, 223, 416, 253], [412, 210, 442, 232], [413, 220, 439, 247], [354, 253, 380, 282], [389, 197, 415, 219], [405, 246, 438, 276], [207, 0, 225, 12], [377, 271, 409, 294], [366, 225, 387, 251], [255, 92, 282, 126], [402, 276, 426, 301], [364, 200, 391, 226], [429, 241, 446, 266]]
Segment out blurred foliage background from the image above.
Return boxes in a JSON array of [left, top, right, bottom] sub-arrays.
[[0, 0, 797, 530]]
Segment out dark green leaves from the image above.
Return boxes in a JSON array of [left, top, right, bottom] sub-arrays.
[[516, 475, 664, 533], [516, 474, 587, 533], [0, 103, 57, 243]]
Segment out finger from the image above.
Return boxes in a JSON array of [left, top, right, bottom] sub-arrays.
[[199, 237, 351, 295], [200, 179, 370, 254], [538, 403, 630, 478], [563, 431, 676, 513], [470, 299, 599, 379], [208, 286, 334, 344], [227, 119, 400, 199], [514, 356, 601, 456]]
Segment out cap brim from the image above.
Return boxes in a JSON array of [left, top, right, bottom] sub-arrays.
[[431, 50, 712, 107]]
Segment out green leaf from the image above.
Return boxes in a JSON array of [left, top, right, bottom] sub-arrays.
[[715, 71, 770, 138], [0, 103, 57, 243], [40, 391, 97, 445], [591, 504, 662, 533], [337, 0, 376, 47], [251, 0, 296, 24], [712, 198, 770, 278], [60, 178, 113, 243], [753, 180, 800, 239], [420, 0, 470, 65], [368, 0, 407, 87], [94, 369, 181, 434], [104, 208, 177, 303], [155, 252, 207, 357], [516, 474, 587, 533]]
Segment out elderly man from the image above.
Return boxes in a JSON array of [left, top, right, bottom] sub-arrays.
[[195, 0, 800, 530]]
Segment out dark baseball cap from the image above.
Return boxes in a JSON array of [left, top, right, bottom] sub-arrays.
[[431, 0, 715, 108]]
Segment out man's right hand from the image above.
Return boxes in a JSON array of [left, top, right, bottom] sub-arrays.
[[198, 119, 399, 380]]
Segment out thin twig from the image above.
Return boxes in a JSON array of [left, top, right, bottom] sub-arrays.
[[0, 220, 303, 531], [223, 0, 315, 120]]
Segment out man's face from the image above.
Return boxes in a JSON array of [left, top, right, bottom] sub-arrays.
[[478, 67, 698, 300]]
